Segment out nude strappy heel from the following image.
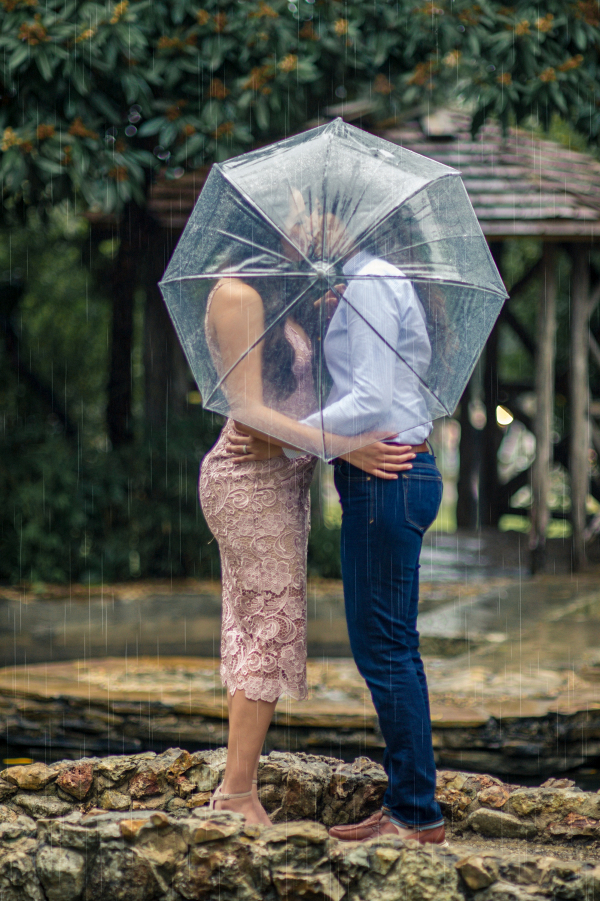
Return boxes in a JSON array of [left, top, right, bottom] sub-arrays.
[[209, 783, 253, 810]]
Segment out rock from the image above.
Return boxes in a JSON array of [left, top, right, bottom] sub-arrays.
[[474, 882, 541, 900], [82, 843, 166, 901], [0, 779, 17, 802], [1, 763, 57, 791], [322, 756, 387, 827], [99, 790, 131, 811], [351, 844, 464, 901], [183, 817, 242, 844], [272, 868, 344, 901], [36, 846, 86, 901], [546, 812, 600, 837], [13, 794, 73, 819], [128, 771, 161, 799], [456, 855, 499, 890], [56, 764, 94, 801], [135, 826, 188, 873], [95, 755, 141, 787], [478, 785, 510, 809], [164, 750, 195, 783], [173, 775, 195, 798], [0, 844, 46, 901], [541, 777, 577, 789], [467, 809, 537, 839], [186, 791, 211, 808]]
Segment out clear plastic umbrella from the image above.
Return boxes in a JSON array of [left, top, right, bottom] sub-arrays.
[[159, 118, 507, 460]]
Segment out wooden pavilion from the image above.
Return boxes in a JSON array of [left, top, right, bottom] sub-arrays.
[[146, 111, 600, 572]]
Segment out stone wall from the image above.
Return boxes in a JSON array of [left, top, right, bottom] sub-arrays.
[[0, 749, 600, 899]]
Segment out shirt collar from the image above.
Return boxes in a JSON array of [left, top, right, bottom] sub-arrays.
[[342, 250, 377, 277]]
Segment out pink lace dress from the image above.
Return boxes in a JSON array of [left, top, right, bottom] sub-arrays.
[[199, 299, 317, 703]]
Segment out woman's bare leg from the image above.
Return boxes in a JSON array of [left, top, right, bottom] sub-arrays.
[[213, 689, 277, 825]]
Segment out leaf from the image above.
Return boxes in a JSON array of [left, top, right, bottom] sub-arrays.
[[35, 48, 54, 82], [8, 44, 29, 71], [137, 117, 165, 137]]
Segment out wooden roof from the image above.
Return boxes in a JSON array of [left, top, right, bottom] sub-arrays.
[[147, 113, 600, 241]]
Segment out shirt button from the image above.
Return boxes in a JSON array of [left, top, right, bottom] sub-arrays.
[[366, 476, 371, 481]]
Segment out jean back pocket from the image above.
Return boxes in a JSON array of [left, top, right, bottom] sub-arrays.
[[402, 472, 443, 532]]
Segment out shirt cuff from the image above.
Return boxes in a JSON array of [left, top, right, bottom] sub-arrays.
[[282, 447, 304, 460]]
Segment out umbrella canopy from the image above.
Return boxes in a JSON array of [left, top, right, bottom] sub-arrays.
[[159, 118, 507, 460]]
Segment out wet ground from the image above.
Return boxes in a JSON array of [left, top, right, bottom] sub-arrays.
[[2, 529, 600, 784], [0, 528, 544, 666]]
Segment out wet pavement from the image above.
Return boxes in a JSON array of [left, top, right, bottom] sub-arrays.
[[2, 529, 600, 780]]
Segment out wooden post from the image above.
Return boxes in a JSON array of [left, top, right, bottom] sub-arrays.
[[479, 321, 502, 526], [456, 379, 480, 529], [478, 242, 504, 528], [530, 244, 557, 573], [569, 244, 591, 571]]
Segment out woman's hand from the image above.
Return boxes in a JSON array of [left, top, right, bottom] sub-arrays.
[[314, 283, 345, 317], [340, 442, 416, 480], [227, 432, 284, 463]]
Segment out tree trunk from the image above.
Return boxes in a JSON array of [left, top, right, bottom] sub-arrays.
[[456, 381, 480, 529], [529, 244, 557, 574], [143, 224, 189, 431], [569, 244, 591, 571], [106, 203, 146, 448]]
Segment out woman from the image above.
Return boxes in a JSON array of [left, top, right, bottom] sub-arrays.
[[199, 271, 318, 826], [230, 243, 446, 843]]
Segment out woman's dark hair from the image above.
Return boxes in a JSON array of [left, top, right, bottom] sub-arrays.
[[246, 275, 322, 402]]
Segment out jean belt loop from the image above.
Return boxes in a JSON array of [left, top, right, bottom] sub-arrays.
[[425, 438, 435, 458]]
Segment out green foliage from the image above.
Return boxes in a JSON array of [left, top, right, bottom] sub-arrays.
[[0, 206, 111, 442], [0, 417, 223, 583], [1, 0, 599, 214]]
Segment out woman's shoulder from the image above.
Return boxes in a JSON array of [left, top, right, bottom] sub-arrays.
[[208, 278, 263, 324]]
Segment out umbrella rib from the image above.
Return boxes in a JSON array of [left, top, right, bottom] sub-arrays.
[[203, 277, 318, 408], [161, 272, 317, 283], [338, 172, 459, 268], [212, 228, 299, 267], [320, 128, 334, 263], [343, 273, 508, 298], [217, 167, 314, 269]]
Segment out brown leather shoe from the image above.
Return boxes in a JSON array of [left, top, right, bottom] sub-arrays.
[[329, 811, 447, 846], [328, 810, 386, 842]]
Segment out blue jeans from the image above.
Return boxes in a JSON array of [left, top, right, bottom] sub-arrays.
[[334, 452, 443, 828]]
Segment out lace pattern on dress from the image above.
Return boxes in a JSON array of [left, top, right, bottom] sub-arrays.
[[200, 286, 317, 702]]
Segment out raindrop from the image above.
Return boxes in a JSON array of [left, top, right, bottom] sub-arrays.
[[457, 24, 465, 31], [125, 125, 137, 136], [305, 0, 315, 4], [154, 146, 171, 160], [288, 2, 298, 11], [106, 126, 118, 136], [487, 65, 496, 72], [335, 85, 347, 99], [128, 111, 141, 124], [171, 167, 185, 179], [104, 134, 116, 145]]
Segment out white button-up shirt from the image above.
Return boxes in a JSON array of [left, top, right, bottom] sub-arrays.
[[303, 252, 432, 445]]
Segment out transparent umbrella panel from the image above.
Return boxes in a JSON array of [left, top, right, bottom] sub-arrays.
[[160, 118, 507, 460]]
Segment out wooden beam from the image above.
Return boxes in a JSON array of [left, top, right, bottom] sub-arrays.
[[501, 308, 535, 357], [589, 332, 600, 371], [569, 245, 592, 572], [587, 279, 600, 319], [529, 244, 558, 574], [506, 256, 544, 302]]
